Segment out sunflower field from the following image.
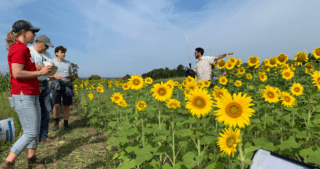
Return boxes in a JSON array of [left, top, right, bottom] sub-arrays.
[[72, 47, 320, 169]]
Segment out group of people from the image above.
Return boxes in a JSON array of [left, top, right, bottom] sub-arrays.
[[1, 20, 75, 169]]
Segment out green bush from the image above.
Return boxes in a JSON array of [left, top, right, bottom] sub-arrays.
[[88, 75, 101, 80]]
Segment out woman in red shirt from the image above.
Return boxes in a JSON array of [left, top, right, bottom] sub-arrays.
[[0, 20, 52, 169]]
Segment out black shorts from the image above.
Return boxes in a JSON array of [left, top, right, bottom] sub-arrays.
[[51, 88, 73, 106]]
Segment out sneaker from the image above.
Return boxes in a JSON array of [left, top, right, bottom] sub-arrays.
[[0, 160, 15, 169], [64, 126, 72, 131], [52, 125, 59, 131]]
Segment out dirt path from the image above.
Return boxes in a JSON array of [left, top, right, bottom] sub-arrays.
[[1, 104, 116, 169]]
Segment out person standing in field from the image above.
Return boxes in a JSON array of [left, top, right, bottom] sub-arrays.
[[191, 47, 233, 83], [48, 46, 75, 131], [1, 20, 52, 169], [29, 35, 57, 144]]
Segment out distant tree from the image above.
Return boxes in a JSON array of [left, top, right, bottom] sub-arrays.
[[88, 74, 101, 80], [71, 62, 79, 78]]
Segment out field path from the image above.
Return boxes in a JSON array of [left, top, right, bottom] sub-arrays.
[[0, 102, 115, 169]]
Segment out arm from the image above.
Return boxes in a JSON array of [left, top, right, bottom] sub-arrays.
[[12, 63, 42, 79], [214, 53, 233, 63], [36, 65, 45, 71]]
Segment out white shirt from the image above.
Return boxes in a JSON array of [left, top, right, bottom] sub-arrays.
[[29, 46, 53, 81], [194, 56, 216, 83]]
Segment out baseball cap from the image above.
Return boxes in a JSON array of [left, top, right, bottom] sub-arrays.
[[36, 35, 54, 48], [12, 20, 40, 33]]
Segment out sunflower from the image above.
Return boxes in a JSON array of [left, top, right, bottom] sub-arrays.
[[219, 76, 228, 85], [237, 67, 245, 75], [214, 86, 220, 90], [262, 86, 279, 103], [282, 70, 294, 80], [166, 82, 175, 90], [118, 100, 127, 108], [217, 127, 241, 158], [136, 101, 147, 111], [230, 79, 234, 83], [74, 84, 78, 88], [88, 93, 94, 100], [246, 74, 252, 80], [236, 59, 242, 67], [174, 81, 179, 86], [305, 68, 313, 75], [228, 57, 236, 64], [185, 88, 214, 118], [198, 80, 204, 88], [294, 50, 308, 63], [259, 72, 267, 82], [214, 92, 255, 129], [262, 65, 270, 72], [305, 63, 313, 68], [166, 98, 181, 109], [97, 86, 104, 93], [313, 46, 320, 59], [264, 59, 270, 65], [74, 87, 79, 91], [217, 60, 226, 69], [234, 80, 242, 87], [178, 84, 183, 90], [86, 88, 88, 90], [280, 92, 296, 108], [274, 87, 281, 96], [186, 76, 196, 84], [269, 57, 278, 67], [185, 82, 198, 90], [212, 87, 229, 101], [128, 74, 144, 90], [290, 83, 303, 96], [151, 82, 173, 102], [203, 80, 211, 87], [248, 56, 260, 68], [110, 92, 124, 104], [122, 83, 130, 90], [184, 89, 192, 101], [226, 62, 235, 70], [248, 85, 253, 90], [277, 53, 288, 65], [145, 77, 153, 84]]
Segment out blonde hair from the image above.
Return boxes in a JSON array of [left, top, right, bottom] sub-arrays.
[[5, 28, 24, 51]]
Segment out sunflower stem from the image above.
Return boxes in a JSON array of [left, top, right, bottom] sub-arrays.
[[172, 109, 176, 167], [196, 118, 201, 168], [142, 111, 145, 148], [238, 141, 245, 169]]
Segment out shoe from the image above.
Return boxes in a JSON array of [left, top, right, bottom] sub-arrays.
[[40, 138, 56, 144], [52, 120, 59, 131], [64, 125, 71, 131], [27, 155, 44, 169], [0, 160, 15, 169]]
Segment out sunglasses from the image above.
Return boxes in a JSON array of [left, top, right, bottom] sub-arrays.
[[42, 42, 49, 48]]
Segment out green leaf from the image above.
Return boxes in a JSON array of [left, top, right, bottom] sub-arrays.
[[118, 156, 136, 169], [244, 159, 253, 166], [251, 119, 261, 124], [295, 130, 307, 139], [261, 116, 274, 123], [306, 149, 320, 165], [182, 152, 197, 169], [112, 153, 119, 160], [279, 136, 299, 151], [179, 141, 188, 149], [135, 145, 155, 166], [175, 129, 194, 137], [299, 146, 314, 157], [200, 136, 215, 145], [283, 115, 291, 123], [153, 135, 167, 142], [162, 163, 172, 169]]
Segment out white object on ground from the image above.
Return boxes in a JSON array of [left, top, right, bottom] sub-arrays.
[[0, 117, 15, 143]]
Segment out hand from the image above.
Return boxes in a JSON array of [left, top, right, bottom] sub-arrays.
[[54, 74, 62, 81], [39, 65, 52, 76], [39, 88, 42, 93], [227, 52, 233, 56], [191, 68, 195, 72]]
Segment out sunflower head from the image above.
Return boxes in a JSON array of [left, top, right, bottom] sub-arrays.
[[122, 83, 130, 90], [246, 74, 252, 80], [237, 67, 245, 75], [88, 93, 94, 100], [217, 60, 226, 69], [277, 53, 288, 64], [217, 127, 241, 158], [166, 98, 181, 109], [97, 86, 104, 93], [128, 75, 144, 90], [185, 88, 214, 118], [262, 86, 279, 103], [313, 46, 320, 59], [259, 72, 267, 82], [212, 64, 217, 70], [262, 65, 270, 72], [248, 56, 260, 68], [212, 87, 229, 101], [226, 62, 235, 70], [151, 82, 173, 102], [294, 50, 308, 62], [269, 57, 278, 67], [234, 80, 242, 87], [236, 59, 242, 67], [280, 92, 296, 108], [282, 70, 294, 80], [228, 57, 236, 64], [219, 76, 228, 85], [290, 83, 304, 96], [111, 92, 124, 103], [136, 101, 147, 111]]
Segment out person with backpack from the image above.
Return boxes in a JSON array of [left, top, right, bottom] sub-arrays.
[[1, 20, 52, 169]]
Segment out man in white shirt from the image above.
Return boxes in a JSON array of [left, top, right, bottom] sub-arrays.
[[191, 47, 233, 83], [29, 35, 57, 143]]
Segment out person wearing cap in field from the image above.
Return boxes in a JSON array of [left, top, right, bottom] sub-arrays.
[[29, 35, 59, 144], [190, 47, 233, 84], [1, 20, 52, 169]]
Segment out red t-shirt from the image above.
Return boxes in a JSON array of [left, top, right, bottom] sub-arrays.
[[8, 40, 40, 96]]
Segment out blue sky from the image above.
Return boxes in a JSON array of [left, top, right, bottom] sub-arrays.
[[0, 0, 319, 77]]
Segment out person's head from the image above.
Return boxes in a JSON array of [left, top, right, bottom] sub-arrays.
[[34, 35, 54, 53], [55, 46, 67, 60], [6, 20, 40, 51], [195, 47, 204, 59]]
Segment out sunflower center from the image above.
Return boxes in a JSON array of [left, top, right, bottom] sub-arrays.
[[294, 87, 300, 92], [170, 103, 176, 108], [226, 103, 242, 118], [278, 55, 286, 62], [159, 88, 166, 95], [226, 137, 235, 147], [250, 58, 257, 64], [316, 49, 320, 55], [218, 61, 225, 67], [139, 104, 144, 108], [284, 72, 290, 77], [194, 97, 205, 108], [133, 79, 140, 85], [270, 59, 276, 65], [216, 91, 223, 98], [267, 91, 274, 98], [317, 78, 320, 84], [284, 96, 290, 102], [261, 74, 265, 79], [115, 96, 119, 100]]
